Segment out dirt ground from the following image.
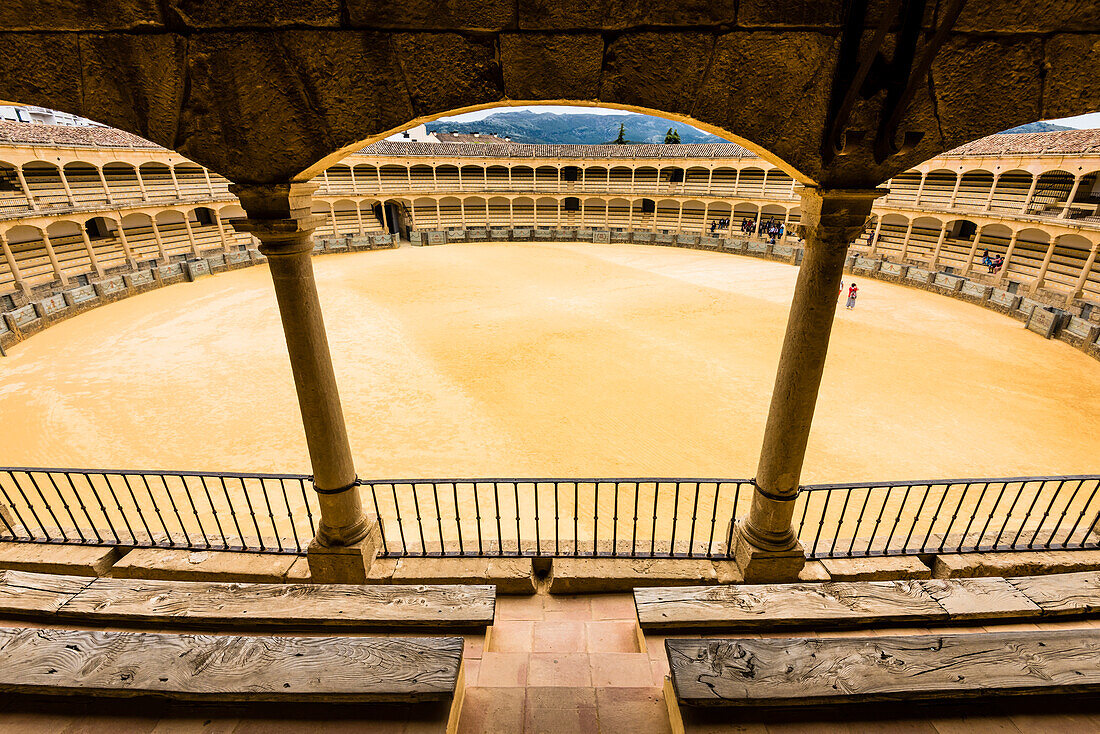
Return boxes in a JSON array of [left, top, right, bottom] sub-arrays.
[[2, 242, 1098, 484]]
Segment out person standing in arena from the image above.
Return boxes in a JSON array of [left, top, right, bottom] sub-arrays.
[[846, 282, 859, 310]]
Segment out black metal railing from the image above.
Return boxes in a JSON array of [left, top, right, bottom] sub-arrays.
[[360, 478, 753, 558], [0, 468, 317, 554], [0, 468, 1096, 559], [795, 475, 1100, 558]]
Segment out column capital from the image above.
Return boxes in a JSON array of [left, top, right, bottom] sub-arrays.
[[798, 187, 886, 248], [228, 181, 322, 253]]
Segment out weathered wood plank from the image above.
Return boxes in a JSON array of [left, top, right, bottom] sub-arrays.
[[62, 579, 496, 628], [0, 627, 463, 703], [668, 629, 1100, 707], [0, 569, 94, 615], [634, 581, 947, 630], [918, 578, 1042, 619], [1008, 571, 1100, 616]]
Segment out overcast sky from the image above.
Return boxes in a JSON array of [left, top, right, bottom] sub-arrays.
[[439, 105, 1100, 130]]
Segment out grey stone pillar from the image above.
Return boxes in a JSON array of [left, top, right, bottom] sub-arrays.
[[230, 182, 379, 583], [733, 187, 881, 582]]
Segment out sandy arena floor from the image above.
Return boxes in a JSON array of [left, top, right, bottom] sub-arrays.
[[1, 242, 1098, 483]]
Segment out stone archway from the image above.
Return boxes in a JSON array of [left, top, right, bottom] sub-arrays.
[[3, 7, 1098, 189]]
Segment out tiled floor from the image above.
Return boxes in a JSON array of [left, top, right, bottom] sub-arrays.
[[458, 592, 671, 734]]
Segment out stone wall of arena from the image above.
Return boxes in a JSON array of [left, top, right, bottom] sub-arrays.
[[2, 128, 1099, 361]]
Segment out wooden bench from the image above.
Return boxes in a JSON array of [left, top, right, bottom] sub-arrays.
[[634, 572, 1100, 631], [666, 629, 1100, 707], [0, 626, 463, 704], [0, 569, 496, 630]]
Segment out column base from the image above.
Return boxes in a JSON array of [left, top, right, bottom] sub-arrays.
[[306, 519, 382, 584], [731, 521, 807, 583]]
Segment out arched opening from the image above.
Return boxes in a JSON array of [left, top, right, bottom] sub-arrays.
[[102, 163, 143, 204], [955, 170, 995, 210]]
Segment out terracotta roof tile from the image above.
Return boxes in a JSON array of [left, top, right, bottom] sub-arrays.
[[0, 120, 161, 149], [359, 140, 756, 159], [943, 129, 1100, 157]]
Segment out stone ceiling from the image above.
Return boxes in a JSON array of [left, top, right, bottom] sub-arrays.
[[1, 1, 1097, 188]]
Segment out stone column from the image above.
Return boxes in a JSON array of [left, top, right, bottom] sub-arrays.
[[1072, 243, 1099, 299], [930, 225, 949, 268], [115, 218, 137, 267], [868, 218, 883, 255], [41, 230, 67, 284], [947, 174, 962, 208], [150, 219, 168, 262], [963, 227, 984, 274], [97, 167, 114, 205], [169, 167, 182, 197], [982, 176, 999, 211], [15, 167, 38, 211], [914, 172, 927, 205], [79, 225, 104, 278], [732, 187, 881, 582], [182, 215, 200, 257], [213, 211, 230, 252], [1020, 176, 1039, 215], [0, 232, 24, 290], [58, 167, 77, 207], [229, 182, 379, 583], [996, 232, 1019, 284], [1034, 238, 1058, 290], [1060, 175, 1084, 219], [898, 220, 915, 260], [135, 166, 150, 201]]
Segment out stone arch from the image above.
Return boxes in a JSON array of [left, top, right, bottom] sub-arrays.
[[919, 169, 957, 207], [955, 170, 995, 210], [138, 162, 176, 198], [513, 196, 535, 227], [487, 195, 510, 223], [989, 169, 1034, 214], [533, 196, 557, 227]]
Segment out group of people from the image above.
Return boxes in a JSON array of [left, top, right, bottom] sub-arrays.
[[705, 217, 787, 244], [981, 249, 1005, 274]]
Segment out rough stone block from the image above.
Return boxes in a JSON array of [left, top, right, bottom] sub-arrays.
[[393, 32, 502, 119], [600, 32, 716, 117], [387, 557, 535, 595], [501, 33, 603, 100], [0, 0, 162, 31], [307, 522, 382, 584], [110, 548, 299, 583], [0, 542, 120, 577], [933, 550, 1100, 579], [821, 555, 932, 581], [348, 0, 515, 30], [170, 0, 340, 28], [517, 0, 736, 30], [1044, 34, 1100, 119], [548, 558, 717, 594]]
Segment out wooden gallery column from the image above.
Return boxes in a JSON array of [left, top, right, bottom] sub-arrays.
[[733, 187, 881, 582], [230, 182, 379, 583]]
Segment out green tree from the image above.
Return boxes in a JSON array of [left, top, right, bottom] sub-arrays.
[[664, 127, 677, 144], [670, 128, 681, 144], [615, 123, 627, 144]]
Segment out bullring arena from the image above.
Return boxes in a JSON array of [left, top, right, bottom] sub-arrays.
[[2, 4, 1100, 731]]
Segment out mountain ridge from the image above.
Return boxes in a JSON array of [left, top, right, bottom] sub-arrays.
[[426, 111, 727, 145]]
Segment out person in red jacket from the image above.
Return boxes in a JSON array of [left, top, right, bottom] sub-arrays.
[[846, 282, 859, 310]]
